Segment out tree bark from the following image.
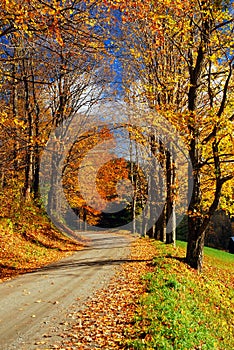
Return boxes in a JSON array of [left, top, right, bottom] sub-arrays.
[[185, 11, 211, 271], [166, 146, 176, 245], [31, 62, 40, 200], [22, 59, 34, 200]]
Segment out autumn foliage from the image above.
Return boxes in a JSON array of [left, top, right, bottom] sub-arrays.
[[63, 126, 135, 227], [0, 0, 233, 274], [102, 0, 234, 270]]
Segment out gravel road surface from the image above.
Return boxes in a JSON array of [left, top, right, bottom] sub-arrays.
[[0, 231, 133, 349]]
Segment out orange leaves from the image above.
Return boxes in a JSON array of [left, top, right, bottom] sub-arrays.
[[97, 158, 130, 201], [0, 200, 82, 282], [48, 237, 157, 349], [1, 1, 43, 34], [1, 0, 95, 48], [105, 0, 194, 37], [63, 126, 119, 225]]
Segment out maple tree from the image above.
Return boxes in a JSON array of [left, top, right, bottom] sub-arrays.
[[0, 0, 108, 200], [104, 0, 234, 270]]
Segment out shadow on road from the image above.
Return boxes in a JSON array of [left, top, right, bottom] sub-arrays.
[[30, 257, 153, 276]]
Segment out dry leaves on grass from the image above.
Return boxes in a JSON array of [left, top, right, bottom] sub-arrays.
[[49, 237, 157, 350], [0, 224, 83, 282]]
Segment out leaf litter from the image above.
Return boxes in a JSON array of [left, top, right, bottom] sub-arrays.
[[40, 237, 156, 350]]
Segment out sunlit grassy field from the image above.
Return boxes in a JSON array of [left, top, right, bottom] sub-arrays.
[[177, 240, 234, 263]]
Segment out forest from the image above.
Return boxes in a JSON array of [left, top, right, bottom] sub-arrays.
[[0, 0, 233, 272]]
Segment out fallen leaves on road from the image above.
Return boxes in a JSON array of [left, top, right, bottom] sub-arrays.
[[47, 237, 157, 350]]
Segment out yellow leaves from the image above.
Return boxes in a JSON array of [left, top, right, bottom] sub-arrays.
[[88, 18, 96, 27], [1, 0, 90, 47], [130, 48, 141, 59], [219, 180, 234, 216], [0, 197, 82, 281], [0, 112, 7, 124], [55, 31, 64, 47], [13, 118, 25, 128], [0, 114, 25, 130]]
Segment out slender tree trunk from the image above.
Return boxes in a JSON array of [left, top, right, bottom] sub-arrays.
[[47, 151, 59, 217], [142, 187, 149, 237], [166, 146, 176, 245], [159, 205, 167, 243], [31, 63, 40, 200], [47, 67, 67, 216], [149, 130, 158, 238], [166, 148, 172, 243], [12, 63, 19, 175], [22, 59, 34, 200], [159, 140, 167, 242], [129, 132, 136, 234], [47, 128, 64, 218]]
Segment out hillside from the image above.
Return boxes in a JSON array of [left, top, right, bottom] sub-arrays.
[[0, 201, 83, 282]]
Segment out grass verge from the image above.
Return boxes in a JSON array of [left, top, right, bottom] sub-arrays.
[[177, 240, 234, 266], [126, 241, 234, 350]]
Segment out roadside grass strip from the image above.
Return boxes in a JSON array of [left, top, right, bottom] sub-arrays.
[[126, 241, 234, 350]]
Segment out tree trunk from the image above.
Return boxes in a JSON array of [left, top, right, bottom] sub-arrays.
[[129, 133, 136, 234], [166, 146, 176, 245], [22, 63, 34, 200], [186, 138, 232, 271], [158, 140, 166, 242], [47, 143, 61, 217], [186, 229, 205, 271], [31, 63, 40, 200], [185, 14, 211, 269], [131, 186, 137, 234], [186, 126, 204, 270], [12, 63, 20, 175]]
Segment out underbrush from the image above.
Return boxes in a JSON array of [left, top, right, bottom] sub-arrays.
[[126, 241, 234, 350]]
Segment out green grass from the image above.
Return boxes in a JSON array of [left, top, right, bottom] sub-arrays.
[[177, 240, 234, 270], [125, 241, 234, 350]]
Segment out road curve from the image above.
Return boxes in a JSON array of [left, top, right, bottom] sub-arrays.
[[0, 231, 133, 350]]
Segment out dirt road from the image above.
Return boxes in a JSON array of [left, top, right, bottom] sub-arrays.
[[0, 231, 133, 350]]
